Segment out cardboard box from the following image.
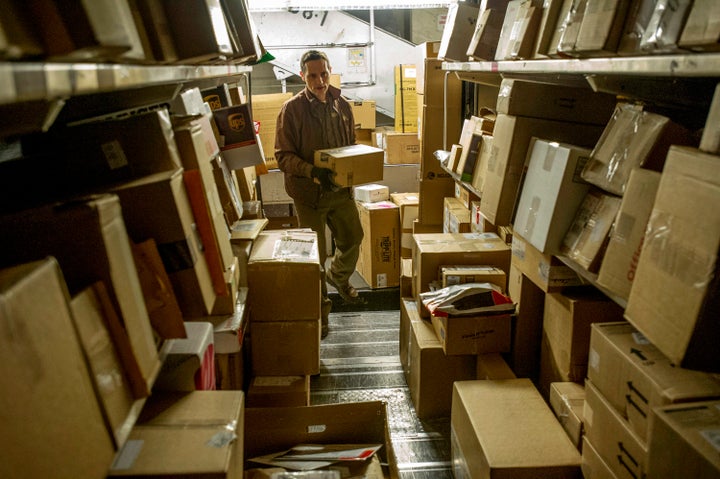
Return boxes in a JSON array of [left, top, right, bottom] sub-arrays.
[[385, 132, 420, 164], [350, 100, 376, 129], [455, 181, 481, 211], [440, 265, 506, 290], [314, 144, 385, 187], [418, 176, 455, 226], [247, 375, 310, 408], [0, 259, 115, 479], [162, 0, 233, 62], [211, 155, 243, 227], [50, 108, 182, 190], [406, 303, 477, 418], [616, 0, 657, 54], [451, 379, 581, 479], [581, 103, 694, 196], [495, 0, 542, 60], [394, 64, 418, 133], [646, 400, 720, 479], [470, 134, 494, 195], [399, 297, 421, 378], [419, 103, 463, 180], [511, 233, 583, 292], [131, 239, 185, 339], [584, 380, 647, 479], [417, 58, 464, 107], [244, 93, 292, 166], [213, 103, 266, 170], [540, 288, 623, 391], [533, 0, 567, 58], [202, 84, 233, 110], [514, 139, 592, 255], [555, 0, 586, 56], [356, 200, 401, 289], [550, 381, 586, 449], [111, 390, 244, 478], [244, 401, 398, 477], [575, 0, 632, 55], [596, 168, 661, 301], [438, 1, 480, 61], [70, 285, 136, 446], [496, 78, 616, 125], [250, 319, 320, 376], [679, 0, 720, 51], [431, 313, 512, 356], [401, 258, 413, 298], [480, 113, 603, 226], [247, 230, 321, 322], [581, 437, 620, 479], [700, 83, 720, 154], [467, 7, 505, 60], [390, 192, 419, 258], [412, 232, 512, 313], [476, 353, 516, 380], [191, 287, 249, 356], [587, 322, 720, 443], [471, 201, 497, 234], [154, 322, 216, 392], [507, 265, 545, 379], [354, 183, 390, 203], [561, 188, 623, 273], [112, 169, 217, 317], [624, 147, 720, 373], [0, 194, 160, 399], [640, 0, 693, 52], [443, 196, 472, 234], [546, 0, 579, 57], [258, 169, 293, 205]]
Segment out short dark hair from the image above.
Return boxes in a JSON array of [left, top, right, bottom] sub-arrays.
[[300, 50, 331, 74]]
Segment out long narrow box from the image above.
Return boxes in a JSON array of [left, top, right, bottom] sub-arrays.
[[451, 379, 581, 479], [596, 168, 661, 301]]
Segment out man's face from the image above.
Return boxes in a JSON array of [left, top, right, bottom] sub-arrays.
[[301, 58, 331, 102]]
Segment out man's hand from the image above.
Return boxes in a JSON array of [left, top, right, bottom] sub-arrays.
[[311, 166, 338, 191]]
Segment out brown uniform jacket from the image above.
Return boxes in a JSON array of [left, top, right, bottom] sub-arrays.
[[275, 85, 356, 208]]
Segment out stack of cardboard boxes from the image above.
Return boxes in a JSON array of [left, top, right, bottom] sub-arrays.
[[397, 2, 720, 476]]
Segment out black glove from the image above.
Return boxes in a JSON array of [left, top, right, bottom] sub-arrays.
[[311, 166, 338, 191]]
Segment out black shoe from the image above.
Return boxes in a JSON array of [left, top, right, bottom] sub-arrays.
[[327, 272, 360, 303]]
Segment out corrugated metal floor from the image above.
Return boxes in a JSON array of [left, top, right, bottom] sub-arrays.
[[311, 307, 453, 478]]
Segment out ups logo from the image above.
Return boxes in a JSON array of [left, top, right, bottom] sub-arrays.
[[205, 94, 221, 110], [228, 113, 246, 131]]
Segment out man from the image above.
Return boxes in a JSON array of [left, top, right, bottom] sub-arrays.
[[275, 50, 363, 338]]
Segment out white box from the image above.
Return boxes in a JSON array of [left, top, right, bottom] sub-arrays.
[[514, 139, 592, 254], [354, 183, 390, 203]]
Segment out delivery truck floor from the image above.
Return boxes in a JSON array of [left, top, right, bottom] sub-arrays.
[[311, 306, 453, 478]]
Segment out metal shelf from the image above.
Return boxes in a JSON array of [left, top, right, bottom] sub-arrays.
[[0, 62, 253, 106], [442, 52, 720, 78]]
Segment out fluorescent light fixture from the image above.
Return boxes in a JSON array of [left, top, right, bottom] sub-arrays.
[[247, 0, 452, 11]]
